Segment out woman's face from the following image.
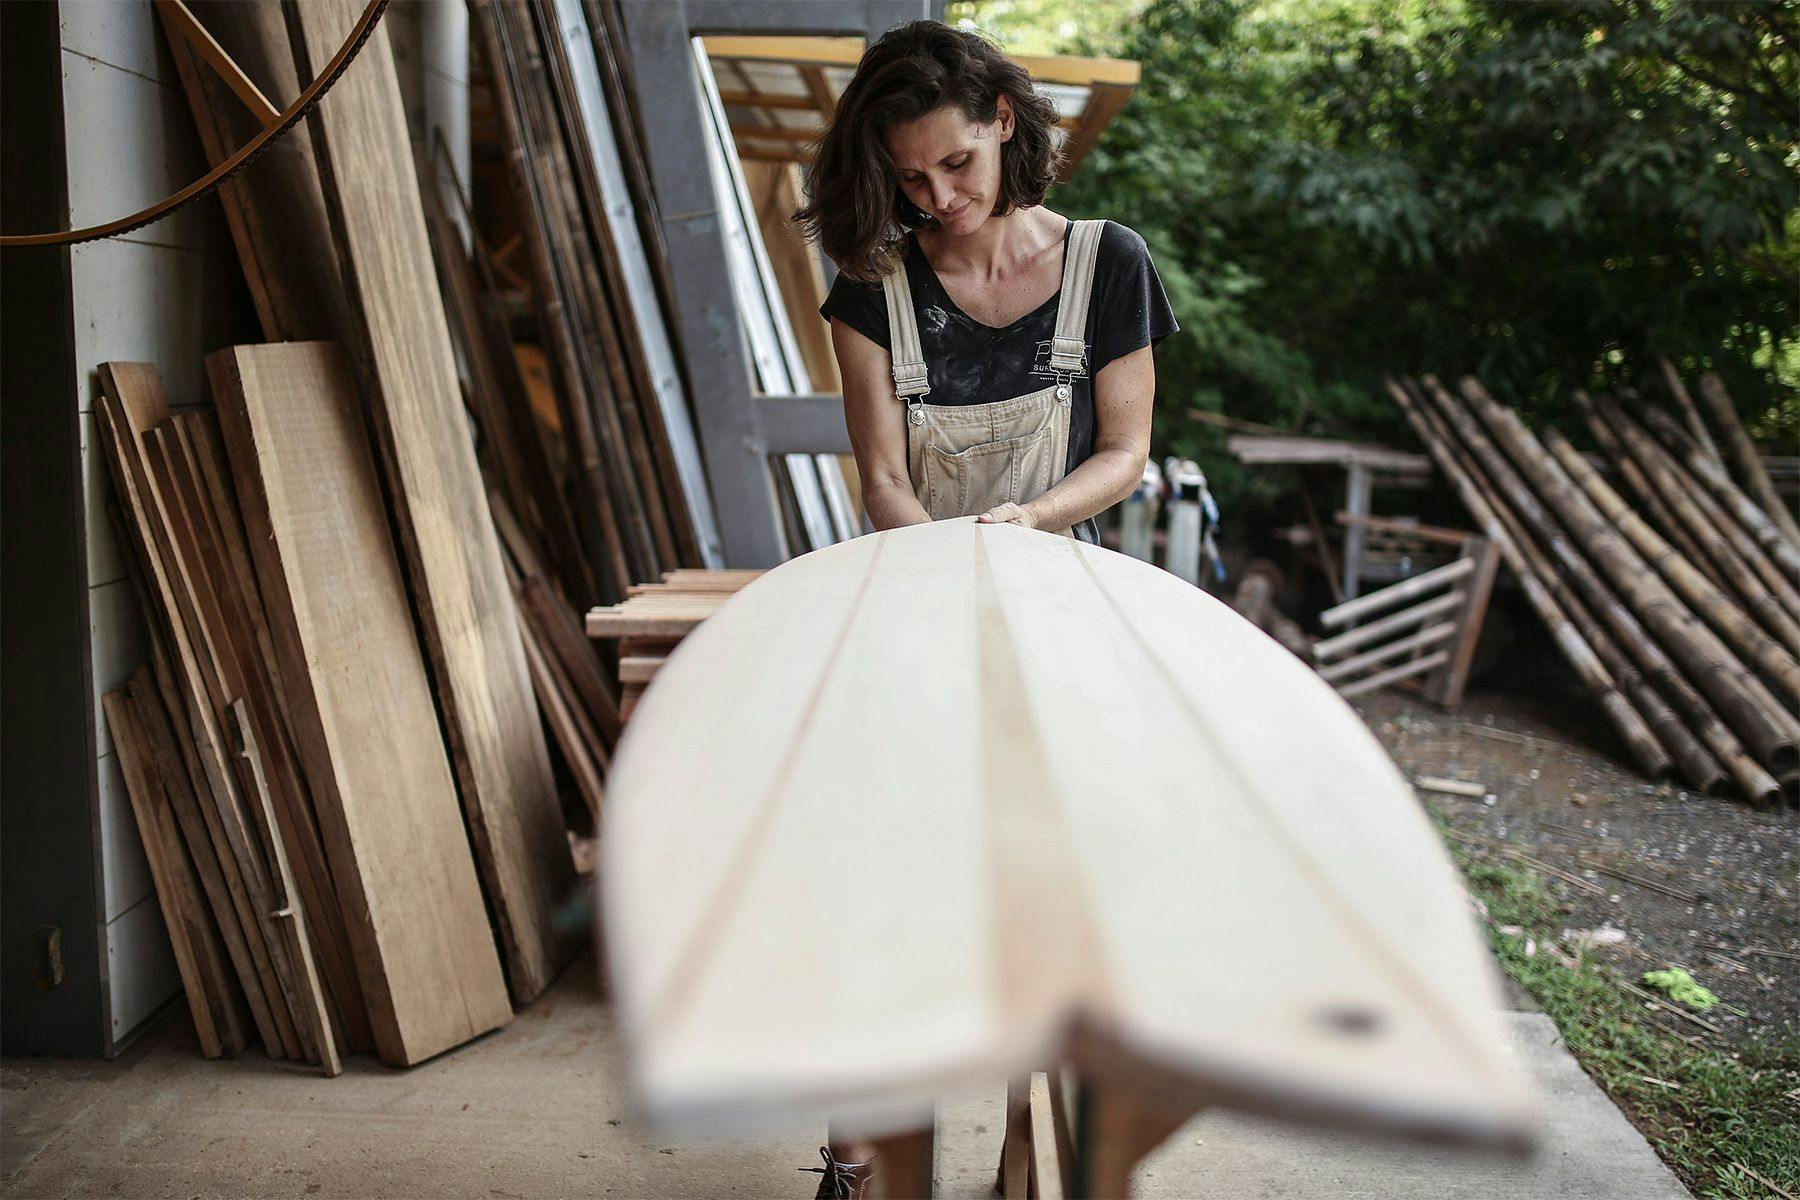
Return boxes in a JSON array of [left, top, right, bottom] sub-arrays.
[[883, 96, 1013, 236]]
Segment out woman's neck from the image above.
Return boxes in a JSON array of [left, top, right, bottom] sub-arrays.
[[917, 206, 1061, 283]]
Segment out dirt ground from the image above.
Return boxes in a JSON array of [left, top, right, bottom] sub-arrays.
[[1352, 681, 1800, 1047]]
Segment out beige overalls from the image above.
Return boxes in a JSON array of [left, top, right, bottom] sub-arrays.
[[882, 218, 1106, 540]]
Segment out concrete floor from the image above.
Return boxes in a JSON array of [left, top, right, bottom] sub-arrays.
[[3, 955, 1690, 1199]]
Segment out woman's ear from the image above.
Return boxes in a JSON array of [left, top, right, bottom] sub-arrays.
[[996, 94, 1014, 142]]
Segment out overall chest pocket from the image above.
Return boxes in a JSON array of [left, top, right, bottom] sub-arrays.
[[917, 393, 1067, 520]]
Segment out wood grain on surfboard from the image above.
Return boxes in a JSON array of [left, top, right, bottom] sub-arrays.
[[600, 520, 1529, 1146]]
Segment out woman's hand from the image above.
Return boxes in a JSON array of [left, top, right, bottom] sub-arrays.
[[976, 502, 1037, 529]]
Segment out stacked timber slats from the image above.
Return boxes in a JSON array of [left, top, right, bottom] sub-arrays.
[[103, 672, 251, 1062], [586, 572, 765, 721], [209, 342, 514, 1065], [470, 0, 717, 599], [96, 364, 368, 1074], [103, 0, 611, 1067], [1389, 373, 1800, 807]]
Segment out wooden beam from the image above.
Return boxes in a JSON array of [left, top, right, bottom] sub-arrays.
[[1056, 83, 1132, 184], [800, 65, 837, 117], [1317, 621, 1460, 684], [728, 122, 820, 142], [1312, 590, 1466, 661], [702, 35, 1142, 87], [1333, 511, 1474, 548], [1335, 650, 1451, 699], [154, 0, 282, 128], [1319, 555, 1476, 628], [1424, 538, 1501, 708], [717, 88, 818, 111]]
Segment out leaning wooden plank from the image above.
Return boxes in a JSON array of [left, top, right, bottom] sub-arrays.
[[158, 0, 346, 342], [518, 574, 622, 750], [141, 425, 323, 1063], [149, 420, 371, 1056], [131, 604, 273, 1057], [533, 0, 681, 572], [230, 699, 341, 1077], [125, 658, 253, 1057], [518, 614, 607, 818], [174, 414, 372, 1050], [209, 341, 511, 1065], [104, 683, 231, 1059], [96, 363, 300, 1060], [470, 0, 634, 594], [1028, 1071, 1068, 1200], [287, 0, 574, 1004], [1335, 651, 1452, 699], [129, 654, 256, 1056]]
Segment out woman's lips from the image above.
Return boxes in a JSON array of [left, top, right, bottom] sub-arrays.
[[940, 202, 970, 221]]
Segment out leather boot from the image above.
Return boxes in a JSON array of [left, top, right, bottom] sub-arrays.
[[801, 1144, 877, 1199]]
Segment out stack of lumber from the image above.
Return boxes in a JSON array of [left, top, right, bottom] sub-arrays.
[[1389, 373, 1800, 807], [467, 0, 716, 600], [586, 571, 764, 721], [95, 0, 619, 1068], [97, 354, 515, 1072]]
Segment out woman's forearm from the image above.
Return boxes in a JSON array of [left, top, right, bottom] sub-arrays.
[[863, 476, 933, 530], [1021, 447, 1146, 532]]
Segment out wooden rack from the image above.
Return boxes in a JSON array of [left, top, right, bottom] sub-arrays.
[[1314, 532, 1501, 707]]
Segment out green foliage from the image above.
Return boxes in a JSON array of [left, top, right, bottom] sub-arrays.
[[949, 0, 1800, 517]]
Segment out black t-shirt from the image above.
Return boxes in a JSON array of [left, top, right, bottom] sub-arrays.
[[818, 218, 1179, 543]]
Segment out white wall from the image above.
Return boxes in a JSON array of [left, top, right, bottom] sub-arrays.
[[59, 0, 254, 1051]]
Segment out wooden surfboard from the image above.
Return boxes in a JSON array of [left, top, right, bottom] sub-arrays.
[[600, 520, 1530, 1147]]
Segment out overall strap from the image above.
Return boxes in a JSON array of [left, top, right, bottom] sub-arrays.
[[1048, 219, 1105, 376], [880, 248, 931, 399]]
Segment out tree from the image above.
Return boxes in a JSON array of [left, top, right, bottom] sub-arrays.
[[951, 0, 1798, 512]]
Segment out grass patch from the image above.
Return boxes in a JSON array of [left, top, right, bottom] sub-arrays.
[[1441, 828, 1800, 1198]]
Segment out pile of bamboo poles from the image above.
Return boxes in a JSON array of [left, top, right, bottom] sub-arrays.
[[1388, 372, 1800, 807]]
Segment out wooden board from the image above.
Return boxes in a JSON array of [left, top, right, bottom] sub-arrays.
[[287, 0, 573, 1004], [97, 364, 299, 1060], [160, 0, 346, 343], [142, 416, 371, 1058], [601, 521, 1530, 1146], [103, 680, 247, 1059], [208, 341, 511, 1065]]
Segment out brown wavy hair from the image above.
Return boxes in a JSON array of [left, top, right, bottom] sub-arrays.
[[792, 20, 1066, 283]]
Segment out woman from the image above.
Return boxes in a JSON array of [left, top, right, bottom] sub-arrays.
[[790, 18, 1180, 1197], [798, 19, 1178, 552]]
